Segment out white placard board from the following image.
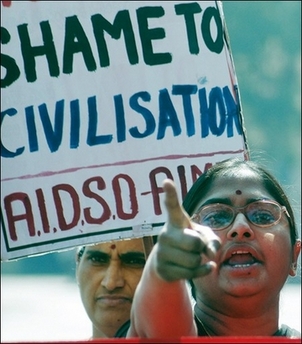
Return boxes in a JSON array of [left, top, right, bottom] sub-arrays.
[[1, 1, 249, 260]]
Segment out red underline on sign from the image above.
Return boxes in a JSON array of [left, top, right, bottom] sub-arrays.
[[2, 149, 245, 182]]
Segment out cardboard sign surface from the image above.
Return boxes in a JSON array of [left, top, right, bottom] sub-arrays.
[[1, 1, 248, 260]]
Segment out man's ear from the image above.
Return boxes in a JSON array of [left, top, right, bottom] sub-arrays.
[[76, 246, 85, 263], [289, 240, 301, 276], [75, 247, 85, 285]]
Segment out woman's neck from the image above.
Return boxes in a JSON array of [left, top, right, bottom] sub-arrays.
[[194, 299, 280, 336]]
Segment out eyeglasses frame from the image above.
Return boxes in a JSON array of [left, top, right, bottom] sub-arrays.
[[191, 199, 291, 231]]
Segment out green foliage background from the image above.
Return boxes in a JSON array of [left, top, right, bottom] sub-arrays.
[[223, 1, 301, 229]]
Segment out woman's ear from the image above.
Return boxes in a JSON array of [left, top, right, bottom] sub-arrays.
[[289, 240, 301, 276]]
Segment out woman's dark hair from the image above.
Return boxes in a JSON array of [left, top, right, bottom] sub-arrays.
[[182, 158, 298, 299]]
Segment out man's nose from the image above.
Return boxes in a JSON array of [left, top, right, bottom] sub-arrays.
[[101, 262, 125, 291], [226, 213, 255, 240]]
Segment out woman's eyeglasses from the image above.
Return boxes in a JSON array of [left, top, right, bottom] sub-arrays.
[[191, 200, 290, 231]]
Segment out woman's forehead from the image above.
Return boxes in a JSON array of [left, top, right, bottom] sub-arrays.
[[202, 172, 273, 201]]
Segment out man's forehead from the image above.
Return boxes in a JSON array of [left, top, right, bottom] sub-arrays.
[[86, 239, 144, 253]]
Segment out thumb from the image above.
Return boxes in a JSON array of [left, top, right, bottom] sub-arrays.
[[163, 179, 191, 229], [191, 224, 221, 260]]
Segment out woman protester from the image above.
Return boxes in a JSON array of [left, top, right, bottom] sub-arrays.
[[127, 158, 301, 338]]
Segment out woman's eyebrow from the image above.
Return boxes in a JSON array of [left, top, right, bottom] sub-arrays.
[[200, 197, 266, 208], [200, 198, 232, 207]]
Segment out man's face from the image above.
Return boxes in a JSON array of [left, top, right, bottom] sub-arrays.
[[76, 238, 145, 338]]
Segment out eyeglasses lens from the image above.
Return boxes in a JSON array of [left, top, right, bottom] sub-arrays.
[[198, 201, 282, 230], [246, 202, 281, 227]]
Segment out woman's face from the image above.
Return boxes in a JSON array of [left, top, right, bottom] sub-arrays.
[[76, 238, 145, 338], [192, 169, 300, 308]]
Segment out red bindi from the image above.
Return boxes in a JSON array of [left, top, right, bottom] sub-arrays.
[[236, 190, 242, 195], [110, 244, 116, 249]]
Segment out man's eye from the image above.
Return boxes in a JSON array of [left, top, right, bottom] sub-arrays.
[[87, 254, 109, 265], [123, 257, 146, 267]]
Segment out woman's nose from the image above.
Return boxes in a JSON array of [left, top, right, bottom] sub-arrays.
[[226, 213, 255, 240]]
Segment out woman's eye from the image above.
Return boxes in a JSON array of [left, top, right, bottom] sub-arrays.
[[203, 211, 230, 227], [251, 210, 275, 224]]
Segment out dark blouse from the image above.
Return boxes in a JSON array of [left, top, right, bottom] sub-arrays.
[[114, 317, 301, 338], [195, 315, 301, 338]]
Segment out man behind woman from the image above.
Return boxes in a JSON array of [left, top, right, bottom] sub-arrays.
[[76, 238, 146, 338]]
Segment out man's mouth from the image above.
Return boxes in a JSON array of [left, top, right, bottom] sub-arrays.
[[97, 295, 132, 306]]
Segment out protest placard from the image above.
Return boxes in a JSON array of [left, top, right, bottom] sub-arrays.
[[1, 1, 249, 260]]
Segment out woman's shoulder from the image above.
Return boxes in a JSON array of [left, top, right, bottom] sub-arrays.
[[116, 319, 301, 338]]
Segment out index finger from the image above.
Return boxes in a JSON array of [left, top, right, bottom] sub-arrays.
[[163, 179, 191, 229]]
